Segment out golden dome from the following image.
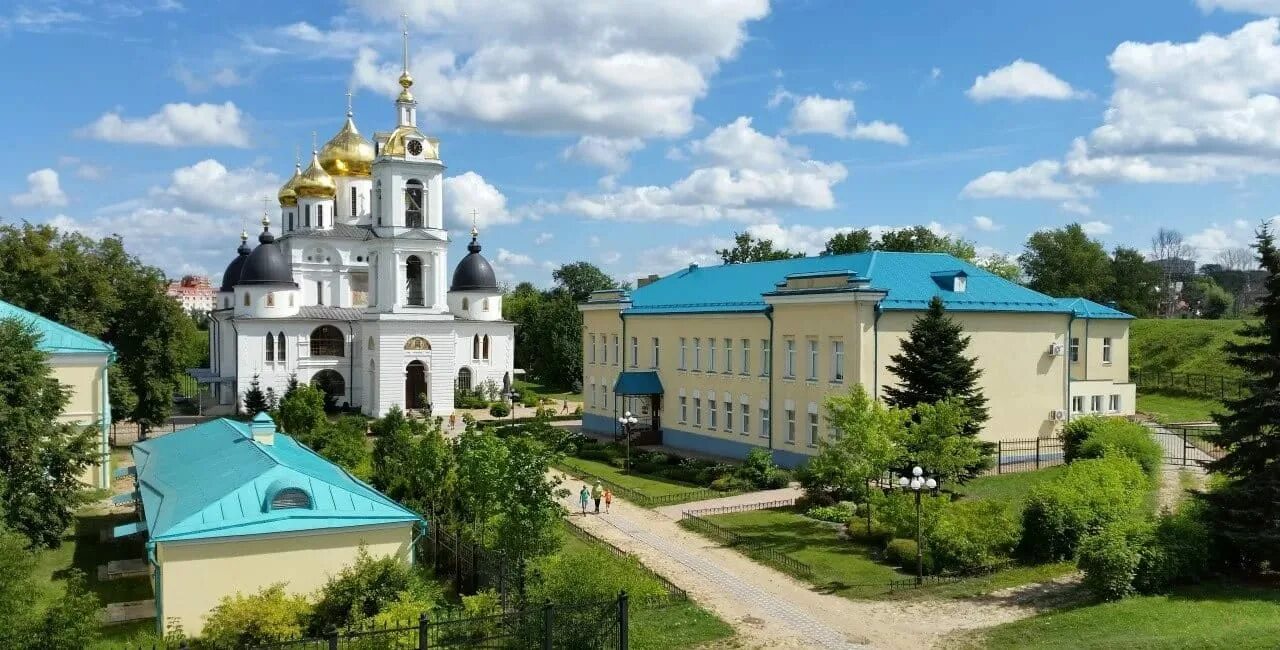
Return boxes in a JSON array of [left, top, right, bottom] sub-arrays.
[[294, 151, 337, 199], [277, 162, 302, 207], [318, 114, 375, 178], [382, 125, 438, 158]]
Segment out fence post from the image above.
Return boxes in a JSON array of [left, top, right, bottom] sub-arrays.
[[996, 441, 1003, 475], [1182, 428, 1188, 466], [327, 626, 339, 650], [618, 590, 629, 650], [1035, 438, 1041, 470], [542, 600, 554, 650], [419, 612, 430, 650]]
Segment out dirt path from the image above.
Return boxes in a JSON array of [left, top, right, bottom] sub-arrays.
[[556, 471, 1068, 649], [1156, 464, 1205, 513]]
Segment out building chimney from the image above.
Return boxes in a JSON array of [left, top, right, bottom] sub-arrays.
[[250, 411, 277, 446], [636, 274, 660, 288]]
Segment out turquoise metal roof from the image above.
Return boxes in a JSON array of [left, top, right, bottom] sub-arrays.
[[113, 521, 146, 538], [624, 252, 1132, 317], [131, 417, 421, 543], [0, 299, 114, 355], [613, 371, 664, 395], [1054, 297, 1134, 320]]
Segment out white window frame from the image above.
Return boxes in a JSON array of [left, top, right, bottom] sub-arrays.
[[741, 400, 750, 435], [1102, 337, 1112, 364], [1109, 394, 1121, 413], [694, 397, 702, 426], [725, 399, 733, 432], [808, 412, 819, 446], [630, 337, 638, 367], [693, 338, 702, 371], [786, 408, 796, 442], [784, 338, 796, 378], [709, 397, 718, 429], [1070, 337, 1080, 363], [832, 339, 845, 382], [1071, 395, 1085, 413], [709, 338, 717, 372], [724, 338, 733, 373], [741, 339, 750, 375], [679, 337, 687, 370], [760, 403, 771, 439], [761, 339, 771, 376], [590, 334, 597, 364], [651, 337, 660, 368], [679, 395, 687, 423], [613, 335, 620, 366], [807, 339, 818, 381], [1091, 395, 1104, 413]]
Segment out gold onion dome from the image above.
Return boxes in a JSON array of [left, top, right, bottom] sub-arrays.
[[277, 162, 302, 207], [294, 151, 337, 199], [318, 113, 375, 177]]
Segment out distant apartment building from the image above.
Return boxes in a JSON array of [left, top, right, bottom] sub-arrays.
[[166, 275, 216, 314]]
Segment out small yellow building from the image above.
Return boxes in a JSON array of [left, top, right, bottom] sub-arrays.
[[580, 252, 1135, 467], [0, 298, 114, 488], [120, 413, 422, 636]]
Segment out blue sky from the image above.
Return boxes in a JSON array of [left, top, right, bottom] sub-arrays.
[[4, 0, 1280, 287]]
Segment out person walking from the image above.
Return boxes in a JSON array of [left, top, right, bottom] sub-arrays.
[[449, 413, 457, 431], [561, 399, 569, 414], [578, 485, 590, 516], [603, 487, 613, 514], [591, 481, 603, 514]]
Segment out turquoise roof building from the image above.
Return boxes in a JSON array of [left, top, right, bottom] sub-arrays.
[[0, 298, 116, 354]]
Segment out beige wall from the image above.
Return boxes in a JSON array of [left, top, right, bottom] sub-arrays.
[[49, 356, 110, 488], [1070, 380, 1137, 418], [1069, 319, 1130, 383], [156, 522, 414, 636]]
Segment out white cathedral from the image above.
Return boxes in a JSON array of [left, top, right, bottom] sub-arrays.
[[197, 41, 514, 417]]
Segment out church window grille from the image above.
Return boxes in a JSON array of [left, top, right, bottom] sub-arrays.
[[406, 255, 425, 306], [482, 335, 491, 360], [350, 191, 357, 217], [404, 180, 424, 228], [375, 180, 382, 225], [288, 213, 294, 231], [265, 332, 275, 362], [304, 204, 311, 228], [457, 367, 472, 393], [472, 334, 481, 360], [316, 281, 324, 305], [277, 333, 286, 362], [269, 487, 311, 510], [317, 204, 324, 229], [309, 325, 345, 357]]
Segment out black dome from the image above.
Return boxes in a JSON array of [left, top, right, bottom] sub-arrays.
[[450, 235, 498, 291], [238, 227, 297, 286], [219, 237, 252, 291]]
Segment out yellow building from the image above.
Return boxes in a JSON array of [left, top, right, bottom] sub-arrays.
[[580, 252, 1134, 468], [0, 298, 114, 488], [117, 413, 422, 636]]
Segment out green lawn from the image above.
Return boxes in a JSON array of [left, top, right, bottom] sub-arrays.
[[559, 457, 702, 499], [1130, 319, 1246, 378], [1137, 390, 1224, 424], [955, 465, 1068, 512], [514, 379, 582, 403], [957, 583, 1280, 649]]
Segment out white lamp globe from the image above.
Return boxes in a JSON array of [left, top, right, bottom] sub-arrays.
[[925, 478, 937, 490], [624, 411, 632, 418], [898, 476, 909, 488], [912, 466, 923, 477], [910, 477, 922, 490]]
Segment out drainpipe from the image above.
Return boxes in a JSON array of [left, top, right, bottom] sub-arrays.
[[617, 307, 626, 437], [99, 357, 114, 489], [347, 322, 356, 409], [765, 306, 775, 450], [872, 303, 884, 399], [1064, 315, 1075, 422], [229, 318, 241, 414], [147, 542, 162, 636]]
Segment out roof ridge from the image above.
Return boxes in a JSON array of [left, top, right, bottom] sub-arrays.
[[0, 298, 114, 354]]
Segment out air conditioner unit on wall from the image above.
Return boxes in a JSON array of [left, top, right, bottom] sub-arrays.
[[1051, 409, 1067, 421], [1049, 342, 1064, 357]]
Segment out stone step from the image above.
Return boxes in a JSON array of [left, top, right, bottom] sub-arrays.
[[100, 599, 155, 625], [97, 558, 150, 582]]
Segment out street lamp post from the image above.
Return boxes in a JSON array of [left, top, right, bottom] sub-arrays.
[[897, 465, 940, 586], [617, 410, 638, 473]]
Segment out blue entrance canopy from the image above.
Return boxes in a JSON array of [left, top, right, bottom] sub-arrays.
[[613, 371, 663, 396], [113, 521, 147, 539]]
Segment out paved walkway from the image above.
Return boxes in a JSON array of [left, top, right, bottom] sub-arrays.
[[655, 486, 803, 520]]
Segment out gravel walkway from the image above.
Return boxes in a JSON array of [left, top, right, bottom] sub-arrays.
[[555, 471, 1060, 649]]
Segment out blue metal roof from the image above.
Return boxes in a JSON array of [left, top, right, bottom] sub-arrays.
[[613, 371, 664, 395], [1054, 297, 1134, 320], [0, 299, 114, 355], [131, 416, 421, 543], [624, 252, 1133, 317]]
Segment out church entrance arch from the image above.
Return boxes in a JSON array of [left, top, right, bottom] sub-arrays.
[[311, 369, 346, 409], [406, 360, 430, 411]]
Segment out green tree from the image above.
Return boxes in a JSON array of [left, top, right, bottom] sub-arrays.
[[901, 399, 987, 485], [977, 255, 1022, 283], [311, 416, 371, 479], [527, 291, 586, 388], [307, 547, 431, 634], [1202, 225, 1280, 569], [454, 428, 510, 531], [278, 384, 327, 443], [717, 232, 803, 264], [875, 226, 976, 260], [1183, 276, 1233, 319], [0, 319, 97, 548], [201, 584, 310, 647], [0, 527, 101, 649], [882, 297, 991, 480], [806, 385, 907, 503], [1019, 224, 1113, 299], [551, 261, 620, 302], [1106, 247, 1161, 317], [242, 374, 269, 415], [492, 435, 568, 566], [823, 229, 874, 255]]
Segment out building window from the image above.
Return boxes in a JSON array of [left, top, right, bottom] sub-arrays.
[[1102, 337, 1113, 363], [265, 332, 275, 362], [266, 293, 275, 307], [630, 337, 638, 367], [724, 338, 733, 373], [309, 325, 345, 357], [243, 292, 250, 306], [761, 406, 770, 439], [317, 204, 324, 228], [482, 335, 491, 360], [784, 338, 796, 378], [1091, 395, 1104, 413], [831, 340, 844, 382], [288, 213, 294, 231], [1070, 337, 1080, 363], [1109, 394, 1121, 412], [375, 180, 383, 225], [590, 334, 597, 363], [679, 338, 687, 369], [304, 204, 311, 227], [694, 398, 702, 426], [278, 333, 286, 362], [808, 411, 819, 446], [709, 398, 717, 429], [1072, 395, 1085, 413], [741, 402, 750, 435], [472, 334, 481, 360], [740, 339, 750, 375], [693, 338, 702, 371], [404, 179, 424, 228], [651, 337, 660, 368], [350, 191, 357, 217], [762, 338, 771, 376], [457, 367, 473, 392], [786, 408, 796, 443], [270, 487, 312, 510], [807, 339, 818, 380], [612, 335, 619, 365], [462, 297, 470, 311], [482, 298, 490, 311], [708, 338, 717, 372], [725, 399, 733, 432], [588, 381, 595, 408], [679, 396, 687, 423], [406, 255, 425, 306], [316, 280, 325, 305]]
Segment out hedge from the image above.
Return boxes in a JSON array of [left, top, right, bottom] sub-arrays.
[[1019, 454, 1150, 563]]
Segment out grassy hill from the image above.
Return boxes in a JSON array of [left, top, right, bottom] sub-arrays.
[[1130, 318, 1247, 379]]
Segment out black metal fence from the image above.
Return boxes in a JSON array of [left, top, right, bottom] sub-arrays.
[[678, 511, 814, 580], [681, 499, 797, 518], [556, 462, 739, 509], [994, 437, 1065, 474], [1133, 369, 1244, 401], [1153, 424, 1225, 467], [560, 523, 688, 601], [421, 524, 520, 608]]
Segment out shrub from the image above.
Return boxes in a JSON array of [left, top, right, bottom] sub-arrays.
[[202, 584, 311, 647], [1019, 454, 1150, 563], [885, 538, 923, 570], [1078, 523, 1145, 601], [737, 448, 788, 489], [709, 475, 753, 492], [927, 499, 1019, 573], [488, 402, 511, 418], [521, 395, 540, 408], [1060, 415, 1107, 463], [806, 503, 856, 523], [1076, 419, 1163, 480], [308, 549, 422, 634], [1134, 500, 1211, 594], [870, 489, 948, 541], [845, 519, 894, 546], [529, 540, 666, 604]]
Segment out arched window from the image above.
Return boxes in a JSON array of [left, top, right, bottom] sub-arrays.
[[367, 336, 375, 350], [404, 179, 424, 228], [317, 204, 325, 229], [270, 487, 312, 510], [375, 180, 382, 225], [304, 204, 311, 228], [482, 335, 491, 360], [309, 325, 345, 357], [278, 333, 286, 362], [472, 334, 481, 360], [350, 190, 357, 217], [482, 298, 490, 311], [267, 293, 275, 307], [311, 369, 346, 406], [288, 212, 294, 231], [461, 297, 470, 311], [456, 367, 472, 392], [243, 292, 250, 306], [224, 297, 230, 308], [265, 332, 275, 362], [406, 255, 424, 306]]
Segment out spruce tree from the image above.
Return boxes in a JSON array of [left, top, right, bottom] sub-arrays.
[[883, 296, 991, 478], [242, 374, 268, 415], [1202, 225, 1280, 569]]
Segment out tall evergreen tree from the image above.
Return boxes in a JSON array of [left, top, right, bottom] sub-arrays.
[[882, 296, 991, 478], [242, 374, 268, 415], [1202, 225, 1280, 569]]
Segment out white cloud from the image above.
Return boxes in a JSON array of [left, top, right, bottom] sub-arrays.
[[1060, 200, 1092, 215], [1187, 226, 1241, 255], [561, 136, 644, 172], [57, 156, 108, 181], [496, 248, 534, 266], [11, 168, 68, 208], [600, 251, 622, 264], [151, 159, 280, 214], [533, 232, 554, 245], [930, 67, 942, 81], [961, 160, 1093, 200], [781, 94, 909, 145], [1196, 0, 1280, 14], [79, 102, 250, 147], [1080, 220, 1113, 236], [173, 64, 243, 93], [972, 215, 999, 231], [1234, 218, 1251, 229], [443, 171, 519, 230], [0, 6, 85, 33], [850, 121, 910, 145], [348, 0, 770, 139], [967, 59, 1086, 102]]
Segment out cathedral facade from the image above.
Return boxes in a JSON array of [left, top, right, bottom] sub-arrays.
[[197, 43, 514, 417]]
